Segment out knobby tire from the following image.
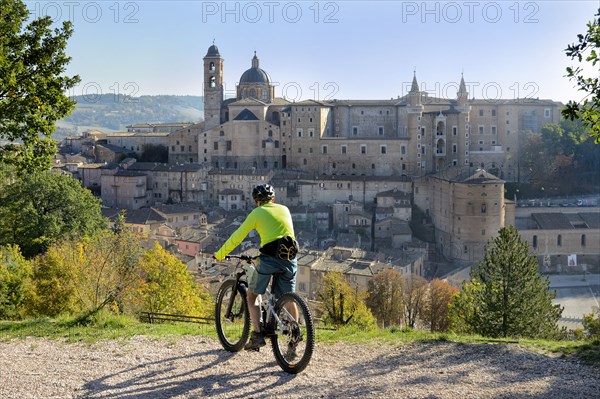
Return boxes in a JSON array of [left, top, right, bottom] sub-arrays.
[[215, 279, 250, 352], [271, 292, 315, 374]]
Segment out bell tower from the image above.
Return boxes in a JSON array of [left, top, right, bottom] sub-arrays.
[[203, 42, 224, 130]]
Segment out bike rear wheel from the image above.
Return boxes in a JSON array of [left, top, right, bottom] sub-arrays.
[[271, 292, 315, 374], [215, 279, 250, 352]]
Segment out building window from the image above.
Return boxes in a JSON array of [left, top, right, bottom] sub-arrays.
[[352, 126, 358, 135], [533, 235, 537, 248], [453, 144, 457, 153], [544, 108, 551, 118], [401, 146, 406, 155], [213, 142, 218, 150], [360, 145, 367, 154], [341, 145, 347, 154], [491, 126, 497, 135], [581, 234, 586, 246], [479, 109, 484, 116], [322, 145, 328, 154], [481, 203, 487, 213], [452, 126, 457, 136], [557, 235, 562, 246], [492, 109, 496, 116], [378, 126, 384, 135], [479, 126, 484, 135], [381, 145, 387, 154], [297, 130, 302, 137]]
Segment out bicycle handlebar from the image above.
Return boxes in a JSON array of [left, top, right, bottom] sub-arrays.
[[224, 254, 259, 262]]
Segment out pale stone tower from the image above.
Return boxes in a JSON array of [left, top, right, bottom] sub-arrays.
[[407, 71, 424, 174], [457, 73, 469, 108], [203, 43, 224, 130], [456, 73, 471, 167]]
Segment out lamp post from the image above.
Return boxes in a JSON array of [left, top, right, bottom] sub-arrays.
[[541, 187, 545, 207]]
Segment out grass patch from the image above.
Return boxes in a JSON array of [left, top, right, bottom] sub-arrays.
[[0, 312, 214, 343]]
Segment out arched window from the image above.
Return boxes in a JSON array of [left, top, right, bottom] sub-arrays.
[[581, 234, 586, 246], [210, 76, 216, 88], [209, 62, 215, 71], [249, 88, 257, 98]]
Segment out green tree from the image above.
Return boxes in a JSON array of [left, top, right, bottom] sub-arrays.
[[315, 271, 375, 329], [0, 172, 107, 257], [127, 242, 212, 316], [366, 268, 404, 328], [450, 226, 563, 339], [0, 245, 32, 319], [563, 8, 600, 143], [582, 307, 600, 339], [0, 0, 81, 174]]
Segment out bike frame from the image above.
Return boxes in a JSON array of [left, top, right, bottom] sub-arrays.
[[225, 255, 290, 336]]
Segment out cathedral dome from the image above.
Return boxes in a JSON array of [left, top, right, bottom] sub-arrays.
[[206, 44, 220, 57], [239, 53, 271, 84]]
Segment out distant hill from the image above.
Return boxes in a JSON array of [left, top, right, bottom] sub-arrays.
[[55, 95, 204, 139]]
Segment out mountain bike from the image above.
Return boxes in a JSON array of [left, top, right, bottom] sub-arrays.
[[214, 254, 315, 374]]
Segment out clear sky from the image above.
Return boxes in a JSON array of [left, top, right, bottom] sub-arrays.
[[24, 0, 599, 104]]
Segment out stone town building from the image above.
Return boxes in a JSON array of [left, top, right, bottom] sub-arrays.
[[414, 167, 512, 263], [101, 170, 148, 209], [126, 162, 209, 204], [514, 207, 600, 273]]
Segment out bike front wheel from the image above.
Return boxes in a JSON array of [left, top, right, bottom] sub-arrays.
[[215, 279, 250, 352], [271, 292, 315, 374]]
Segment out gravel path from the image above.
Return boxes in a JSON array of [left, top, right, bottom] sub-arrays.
[[0, 336, 598, 399]]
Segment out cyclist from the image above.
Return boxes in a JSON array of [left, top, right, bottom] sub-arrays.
[[213, 184, 299, 352]]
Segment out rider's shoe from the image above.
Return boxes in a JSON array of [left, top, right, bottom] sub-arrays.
[[244, 331, 266, 351]]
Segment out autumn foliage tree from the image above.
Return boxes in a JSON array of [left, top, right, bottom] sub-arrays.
[[403, 274, 428, 329], [315, 271, 375, 329], [27, 228, 143, 318], [365, 268, 404, 328], [127, 242, 212, 317], [421, 279, 458, 333]]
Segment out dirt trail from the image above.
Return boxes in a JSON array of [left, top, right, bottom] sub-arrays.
[[0, 336, 598, 399]]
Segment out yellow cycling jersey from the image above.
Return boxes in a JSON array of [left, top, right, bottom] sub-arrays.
[[214, 202, 295, 261]]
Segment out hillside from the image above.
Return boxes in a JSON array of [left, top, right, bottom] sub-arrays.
[[55, 95, 204, 139]]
